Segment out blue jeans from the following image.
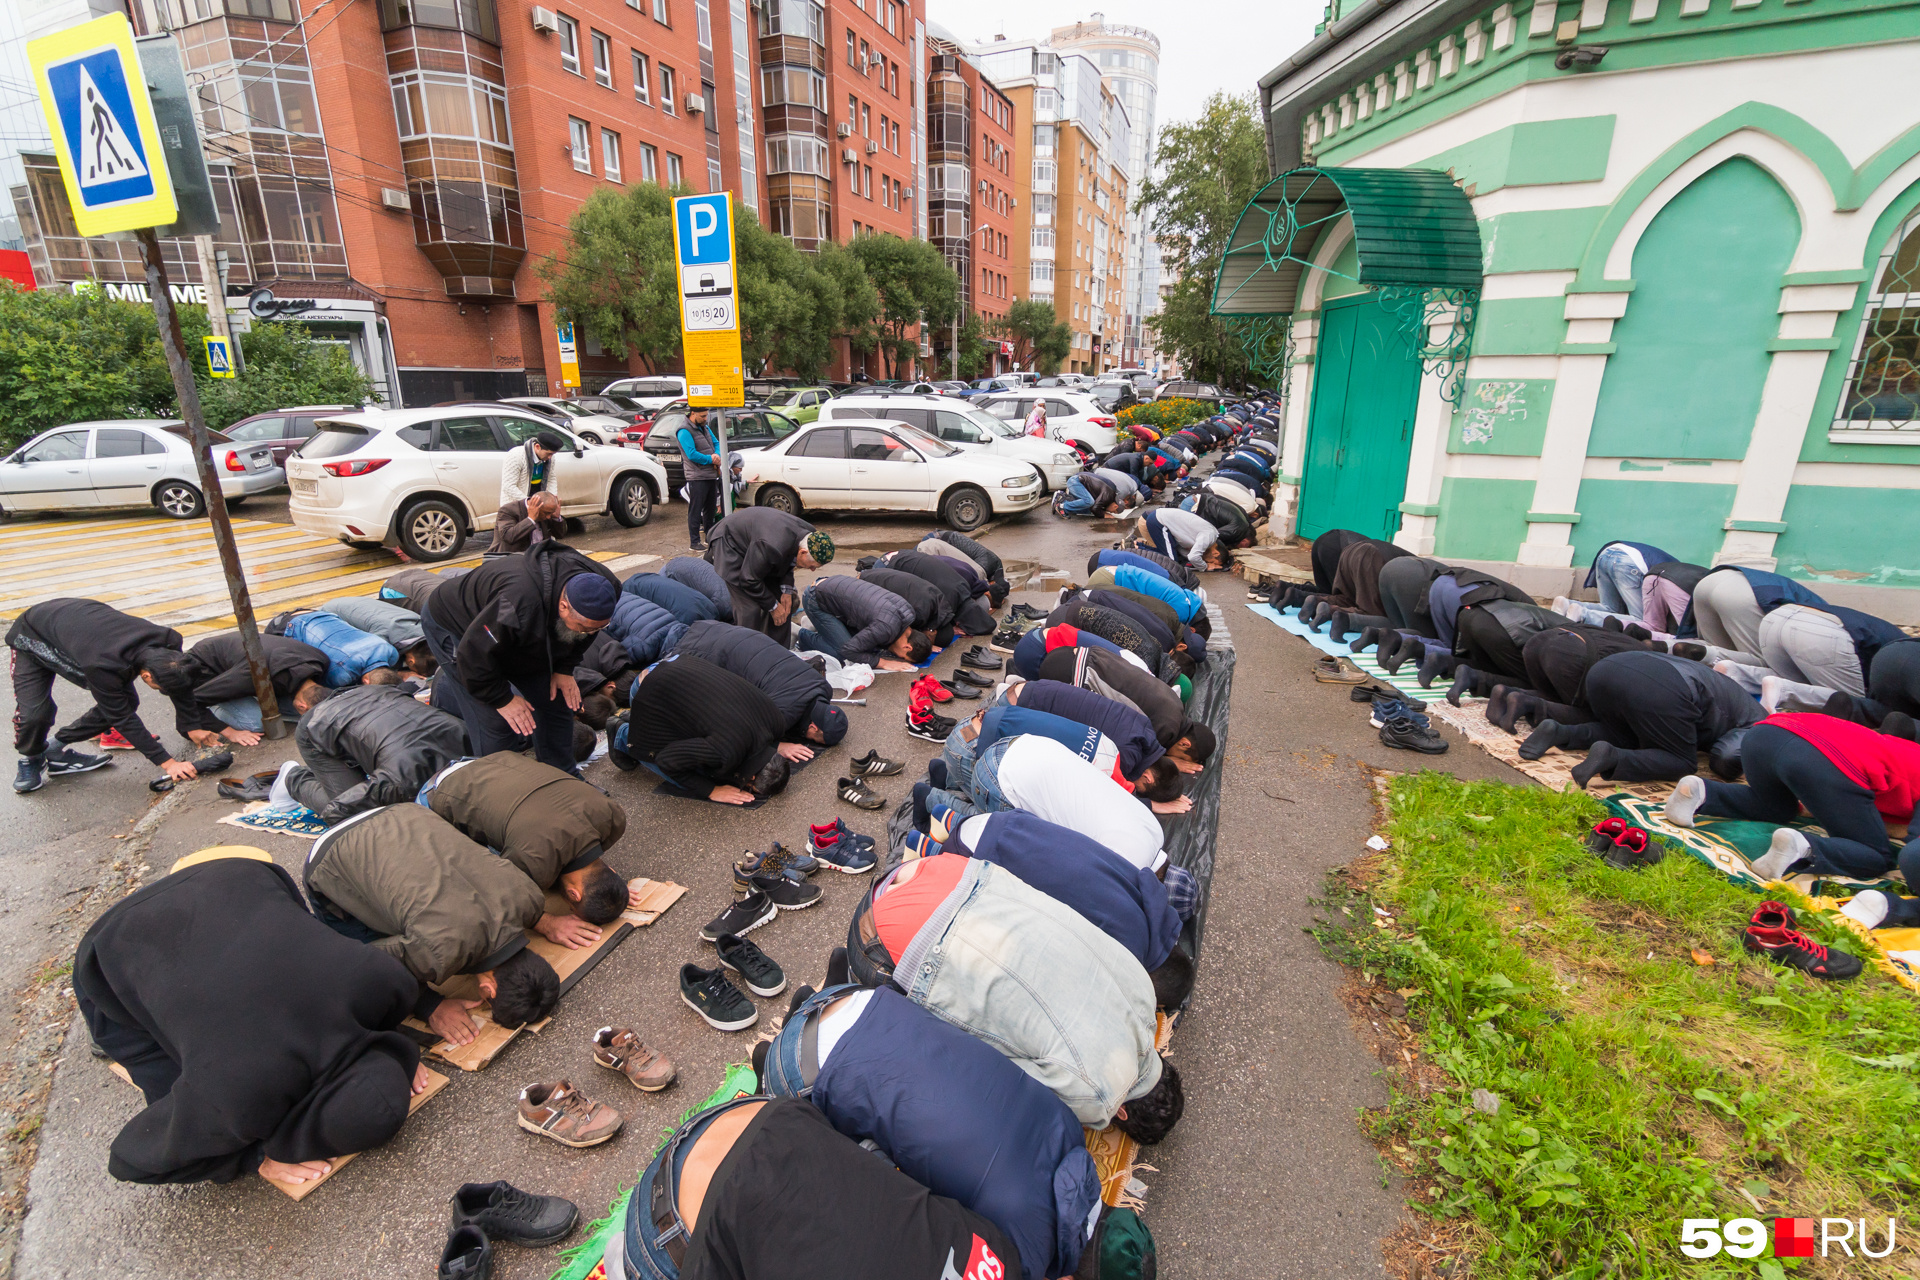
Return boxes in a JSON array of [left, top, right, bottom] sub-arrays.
[[758, 984, 860, 1099], [619, 1098, 766, 1279], [797, 585, 854, 661], [940, 723, 978, 793], [210, 697, 263, 733], [1061, 475, 1099, 515], [1592, 544, 1649, 619]]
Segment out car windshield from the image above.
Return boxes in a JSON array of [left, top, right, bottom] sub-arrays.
[[160, 423, 234, 445], [764, 389, 801, 406], [552, 402, 592, 417], [297, 423, 370, 457], [891, 423, 959, 457], [961, 408, 1019, 438]]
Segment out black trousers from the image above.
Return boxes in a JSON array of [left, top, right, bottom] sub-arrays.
[[1378, 558, 1444, 635], [729, 584, 792, 648], [1556, 652, 1712, 782], [1866, 641, 1920, 722], [1699, 724, 1900, 878], [9, 638, 117, 757], [685, 477, 720, 543], [420, 610, 578, 775], [1454, 607, 1531, 683]]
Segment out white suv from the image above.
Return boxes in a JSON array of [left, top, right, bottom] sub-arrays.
[[975, 391, 1119, 456], [287, 407, 667, 561], [818, 394, 1082, 493], [602, 375, 689, 411]]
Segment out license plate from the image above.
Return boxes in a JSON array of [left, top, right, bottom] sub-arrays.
[[292, 478, 317, 495]]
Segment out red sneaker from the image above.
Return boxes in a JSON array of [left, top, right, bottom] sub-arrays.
[[1585, 816, 1628, 856], [1742, 902, 1861, 980], [97, 727, 136, 751], [911, 675, 952, 704]]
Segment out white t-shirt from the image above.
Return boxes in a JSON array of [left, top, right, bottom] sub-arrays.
[[997, 735, 1165, 871], [814, 988, 875, 1068]]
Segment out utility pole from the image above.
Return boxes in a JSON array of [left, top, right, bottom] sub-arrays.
[[951, 309, 959, 380], [136, 227, 287, 740]]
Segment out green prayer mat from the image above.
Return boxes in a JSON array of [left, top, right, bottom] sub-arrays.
[[1600, 793, 1899, 899], [548, 1061, 760, 1280]]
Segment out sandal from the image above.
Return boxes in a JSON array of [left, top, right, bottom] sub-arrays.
[[837, 776, 886, 810]]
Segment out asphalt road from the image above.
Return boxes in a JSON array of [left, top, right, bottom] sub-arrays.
[[5, 490, 1527, 1280]]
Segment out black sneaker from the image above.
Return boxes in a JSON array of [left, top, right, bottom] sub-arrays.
[[679, 963, 758, 1031], [13, 756, 46, 794], [906, 704, 954, 742], [450, 1181, 579, 1247], [748, 871, 822, 911], [606, 711, 637, 772], [849, 749, 904, 776], [43, 745, 111, 776], [960, 646, 1003, 670], [988, 627, 1025, 654], [698, 890, 777, 942], [1379, 718, 1449, 754], [715, 933, 787, 997], [437, 1225, 492, 1280]]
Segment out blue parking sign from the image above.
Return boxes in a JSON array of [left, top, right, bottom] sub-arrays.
[[675, 195, 732, 266]]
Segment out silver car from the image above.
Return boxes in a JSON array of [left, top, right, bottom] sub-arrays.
[[0, 419, 284, 519]]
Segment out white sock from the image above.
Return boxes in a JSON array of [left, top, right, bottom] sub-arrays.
[[1664, 775, 1706, 828], [1842, 891, 1891, 930], [1750, 828, 1810, 881]]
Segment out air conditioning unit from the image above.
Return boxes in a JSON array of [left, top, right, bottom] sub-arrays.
[[531, 5, 558, 32], [686, 92, 705, 114], [865, 139, 878, 154], [842, 148, 859, 164], [836, 122, 852, 137], [902, 186, 913, 198], [978, 180, 988, 193], [868, 53, 884, 67], [379, 187, 410, 211]]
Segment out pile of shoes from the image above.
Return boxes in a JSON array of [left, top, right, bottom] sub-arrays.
[[1369, 694, 1447, 754]]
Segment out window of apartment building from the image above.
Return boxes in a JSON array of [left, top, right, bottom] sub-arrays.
[[591, 30, 612, 88], [602, 128, 622, 180], [652, 0, 669, 24], [1032, 193, 1054, 225], [708, 156, 722, 191], [890, 120, 899, 152], [694, 0, 711, 47], [1031, 262, 1054, 284], [884, 1, 895, 34], [666, 152, 684, 186], [846, 30, 857, 66], [764, 134, 827, 175], [860, 103, 869, 137], [1031, 228, 1054, 249], [661, 65, 676, 113], [879, 113, 888, 147], [859, 39, 870, 74], [862, 164, 872, 198], [390, 72, 512, 145], [632, 51, 651, 102], [558, 15, 581, 75], [846, 95, 858, 131], [887, 61, 898, 95], [762, 67, 825, 109], [639, 142, 658, 181], [568, 117, 591, 171], [1032, 124, 1053, 156], [758, 0, 825, 39]]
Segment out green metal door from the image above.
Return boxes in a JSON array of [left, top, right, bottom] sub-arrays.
[[1296, 292, 1421, 542]]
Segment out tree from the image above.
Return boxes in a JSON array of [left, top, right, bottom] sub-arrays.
[[539, 184, 680, 372], [0, 283, 370, 447], [929, 307, 994, 380], [1135, 92, 1270, 384], [1002, 299, 1071, 374], [847, 233, 960, 378], [795, 241, 879, 382]]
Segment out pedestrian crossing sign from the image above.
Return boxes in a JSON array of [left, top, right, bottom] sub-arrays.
[[204, 335, 234, 378], [28, 13, 177, 237]]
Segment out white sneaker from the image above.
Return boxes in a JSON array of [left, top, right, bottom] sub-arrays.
[[1664, 774, 1706, 828], [1551, 596, 1575, 618], [1842, 890, 1891, 931], [1749, 827, 1811, 882]]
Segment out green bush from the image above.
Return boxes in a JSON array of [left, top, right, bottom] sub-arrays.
[[1115, 397, 1213, 435]]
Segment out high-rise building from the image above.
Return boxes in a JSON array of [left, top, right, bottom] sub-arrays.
[[4, 0, 756, 404], [925, 36, 1016, 376], [1044, 17, 1159, 371]]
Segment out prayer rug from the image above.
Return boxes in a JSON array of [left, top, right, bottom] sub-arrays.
[[1245, 603, 1438, 704], [216, 801, 327, 840]]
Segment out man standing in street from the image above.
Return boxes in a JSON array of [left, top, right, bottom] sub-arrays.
[[655, 404, 721, 551], [500, 430, 566, 506], [8, 599, 201, 793], [703, 507, 832, 646], [422, 541, 620, 774]]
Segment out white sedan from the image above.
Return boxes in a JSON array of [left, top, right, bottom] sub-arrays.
[[288, 406, 667, 560], [817, 395, 1081, 492], [741, 420, 1044, 532], [0, 419, 283, 518], [976, 391, 1119, 456]]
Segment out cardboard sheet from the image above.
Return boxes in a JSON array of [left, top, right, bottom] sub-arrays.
[[104, 1061, 449, 1201], [402, 882, 685, 1072]]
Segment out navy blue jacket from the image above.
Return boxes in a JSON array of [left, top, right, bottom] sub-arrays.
[[671, 618, 831, 738], [605, 594, 687, 666], [958, 810, 1180, 969], [811, 986, 1101, 1280], [620, 572, 726, 625], [660, 556, 731, 618], [1015, 679, 1165, 777], [1825, 604, 1908, 682], [1676, 567, 1828, 639]]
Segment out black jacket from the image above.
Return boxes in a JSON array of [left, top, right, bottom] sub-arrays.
[[624, 653, 786, 792], [427, 542, 620, 709], [882, 550, 982, 622], [926, 529, 1007, 588], [856, 567, 948, 635], [73, 856, 419, 1184], [672, 619, 833, 739], [183, 633, 330, 732], [6, 598, 184, 764], [704, 507, 814, 611], [1038, 644, 1184, 746], [294, 685, 469, 824]]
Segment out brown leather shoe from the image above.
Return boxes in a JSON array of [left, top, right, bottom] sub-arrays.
[[591, 1027, 677, 1092], [515, 1081, 623, 1148]]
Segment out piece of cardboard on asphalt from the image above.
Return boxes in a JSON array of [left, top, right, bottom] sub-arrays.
[[402, 879, 687, 1072], [104, 1062, 450, 1201]]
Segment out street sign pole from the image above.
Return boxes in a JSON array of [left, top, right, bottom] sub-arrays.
[[134, 229, 285, 740]]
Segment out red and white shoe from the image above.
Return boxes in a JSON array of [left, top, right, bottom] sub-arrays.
[[96, 727, 136, 751], [910, 675, 952, 704]]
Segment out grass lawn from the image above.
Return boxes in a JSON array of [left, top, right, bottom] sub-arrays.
[[1317, 771, 1920, 1279]]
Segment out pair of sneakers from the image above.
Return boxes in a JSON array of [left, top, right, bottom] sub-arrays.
[[13, 744, 112, 794], [440, 1181, 581, 1279], [908, 695, 957, 742], [1370, 695, 1447, 754], [1584, 817, 1664, 870], [681, 933, 787, 1031]]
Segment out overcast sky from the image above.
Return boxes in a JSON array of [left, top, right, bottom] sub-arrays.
[[929, 0, 1323, 144]]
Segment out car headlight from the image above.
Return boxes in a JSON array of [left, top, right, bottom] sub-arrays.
[[1052, 453, 1075, 466], [1001, 476, 1027, 488]]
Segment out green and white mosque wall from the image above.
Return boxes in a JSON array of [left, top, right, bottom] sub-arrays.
[[1266, 0, 1920, 616]]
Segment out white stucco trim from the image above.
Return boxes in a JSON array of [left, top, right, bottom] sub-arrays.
[[1480, 270, 1576, 299], [1792, 462, 1920, 489], [1580, 457, 1741, 482], [1462, 354, 1561, 378], [1517, 352, 1611, 566], [1444, 452, 1541, 480]]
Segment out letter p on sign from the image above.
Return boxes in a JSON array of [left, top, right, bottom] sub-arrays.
[[675, 194, 731, 267]]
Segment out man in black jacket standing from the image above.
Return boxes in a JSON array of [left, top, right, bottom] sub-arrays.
[[284, 684, 469, 824], [671, 619, 849, 751], [422, 542, 620, 773], [9, 598, 201, 794], [703, 507, 832, 645], [608, 654, 793, 804]]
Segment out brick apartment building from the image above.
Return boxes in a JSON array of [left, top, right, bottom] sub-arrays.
[[925, 38, 1016, 378], [7, 0, 946, 401]]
